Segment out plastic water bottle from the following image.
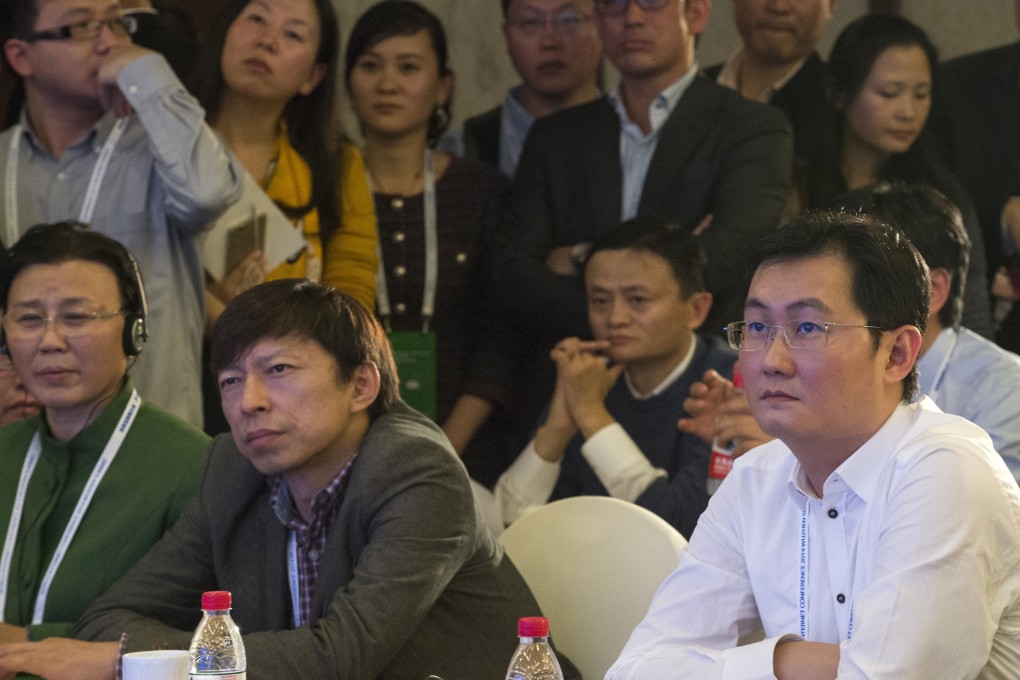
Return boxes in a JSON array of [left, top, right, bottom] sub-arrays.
[[189, 591, 247, 679], [505, 616, 563, 680], [706, 369, 744, 496]]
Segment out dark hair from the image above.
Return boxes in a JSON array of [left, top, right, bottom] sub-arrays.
[[0, 221, 145, 321], [827, 14, 937, 111], [343, 0, 452, 145], [747, 211, 930, 402], [0, 0, 37, 43], [209, 279, 398, 419], [584, 217, 708, 299], [835, 183, 969, 329], [195, 0, 344, 247], [501, 0, 511, 17]]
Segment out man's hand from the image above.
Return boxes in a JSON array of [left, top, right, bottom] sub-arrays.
[[544, 246, 579, 276], [0, 624, 26, 646], [552, 338, 623, 438], [773, 639, 839, 680], [0, 639, 119, 680], [97, 43, 156, 117], [678, 368, 772, 456]]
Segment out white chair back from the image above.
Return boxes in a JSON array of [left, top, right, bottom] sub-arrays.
[[500, 496, 686, 680]]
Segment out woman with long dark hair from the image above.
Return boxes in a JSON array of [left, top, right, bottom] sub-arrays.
[[808, 14, 993, 336]]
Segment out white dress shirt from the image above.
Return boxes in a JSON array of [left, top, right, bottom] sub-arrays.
[[607, 398, 1020, 680]]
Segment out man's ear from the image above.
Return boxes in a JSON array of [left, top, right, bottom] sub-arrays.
[[928, 268, 951, 321], [4, 39, 32, 78], [685, 0, 711, 36], [685, 291, 714, 330], [348, 362, 381, 414], [884, 324, 923, 385]]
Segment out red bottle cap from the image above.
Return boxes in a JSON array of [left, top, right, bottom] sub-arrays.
[[201, 591, 232, 611], [518, 616, 549, 637]]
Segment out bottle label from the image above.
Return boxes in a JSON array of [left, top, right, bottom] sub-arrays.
[[707, 444, 735, 480], [190, 673, 246, 679]]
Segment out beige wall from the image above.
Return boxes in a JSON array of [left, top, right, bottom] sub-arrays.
[[336, 0, 1020, 131]]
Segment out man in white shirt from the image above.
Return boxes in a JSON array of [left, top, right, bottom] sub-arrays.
[[609, 212, 1020, 679], [495, 218, 735, 535]]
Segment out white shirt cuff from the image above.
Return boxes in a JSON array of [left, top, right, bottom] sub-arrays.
[[581, 423, 667, 502], [720, 634, 802, 680], [494, 441, 561, 526]]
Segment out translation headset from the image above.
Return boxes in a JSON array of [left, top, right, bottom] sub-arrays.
[[0, 226, 149, 357]]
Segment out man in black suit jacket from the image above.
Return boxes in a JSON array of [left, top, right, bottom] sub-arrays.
[[928, 31, 1020, 353], [492, 0, 793, 343], [705, 0, 836, 176], [462, 0, 603, 176]]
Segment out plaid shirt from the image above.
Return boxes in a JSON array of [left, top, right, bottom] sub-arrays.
[[270, 455, 357, 627]]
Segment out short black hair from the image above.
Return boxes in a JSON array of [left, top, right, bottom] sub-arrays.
[[209, 279, 398, 420], [584, 217, 708, 299], [747, 211, 930, 402], [0, 0, 38, 44], [827, 14, 938, 110], [343, 0, 452, 145], [834, 183, 969, 330], [0, 221, 145, 320]]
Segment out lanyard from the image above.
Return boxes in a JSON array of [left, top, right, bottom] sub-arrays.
[[371, 148, 438, 333], [798, 503, 855, 641], [287, 532, 303, 628], [4, 118, 128, 245], [0, 389, 141, 624]]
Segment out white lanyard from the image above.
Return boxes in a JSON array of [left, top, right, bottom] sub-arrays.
[[287, 532, 303, 628], [798, 503, 854, 641], [4, 118, 128, 244], [0, 389, 141, 624], [371, 149, 439, 333]]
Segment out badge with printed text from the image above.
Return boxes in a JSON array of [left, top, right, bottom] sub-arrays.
[[388, 331, 437, 420]]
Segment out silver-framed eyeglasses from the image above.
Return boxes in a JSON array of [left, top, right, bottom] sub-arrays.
[[724, 320, 885, 352], [3, 310, 127, 340], [594, 0, 672, 16], [507, 10, 593, 36], [22, 16, 138, 42]]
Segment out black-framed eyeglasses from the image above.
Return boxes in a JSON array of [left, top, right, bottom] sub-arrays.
[[594, 0, 672, 16], [22, 16, 138, 42], [507, 11, 593, 36], [724, 320, 885, 352]]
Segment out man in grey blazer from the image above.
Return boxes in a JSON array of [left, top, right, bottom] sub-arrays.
[[0, 281, 573, 680]]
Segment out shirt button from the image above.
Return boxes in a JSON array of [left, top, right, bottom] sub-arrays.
[[390, 197, 404, 210], [836, 593, 846, 604], [56, 172, 66, 181], [455, 252, 467, 264], [394, 302, 407, 315], [828, 508, 838, 519], [128, 85, 139, 94], [393, 231, 406, 243], [307, 549, 320, 562], [393, 265, 406, 278]]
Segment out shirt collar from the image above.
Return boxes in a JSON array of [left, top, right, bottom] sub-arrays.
[[785, 401, 919, 506], [504, 85, 537, 134], [271, 453, 358, 530], [608, 64, 699, 137], [715, 48, 808, 103], [17, 108, 119, 157], [625, 333, 698, 399], [916, 326, 956, 395]]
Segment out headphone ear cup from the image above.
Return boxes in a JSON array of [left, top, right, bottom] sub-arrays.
[[123, 314, 146, 356]]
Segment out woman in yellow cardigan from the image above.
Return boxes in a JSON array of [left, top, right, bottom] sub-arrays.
[[197, 0, 378, 313]]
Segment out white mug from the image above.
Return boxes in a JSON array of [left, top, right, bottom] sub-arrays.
[[122, 649, 190, 680]]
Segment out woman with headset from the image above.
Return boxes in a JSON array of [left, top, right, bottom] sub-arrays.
[[0, 222, 208, 650]]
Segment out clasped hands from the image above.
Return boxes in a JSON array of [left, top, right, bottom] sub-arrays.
[[533, 338, 623, 462]]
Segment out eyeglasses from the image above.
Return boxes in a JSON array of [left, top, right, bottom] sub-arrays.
[[22, 16, 138, 42], [507, 11, 593, 36], [3, 310, 127, 339], [593, 0, 672, 17], [724, 320, 885, 352]]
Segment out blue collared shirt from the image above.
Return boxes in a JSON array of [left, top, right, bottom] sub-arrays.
[[498, 86, 537, 178], [608, 65, 699, 221]]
